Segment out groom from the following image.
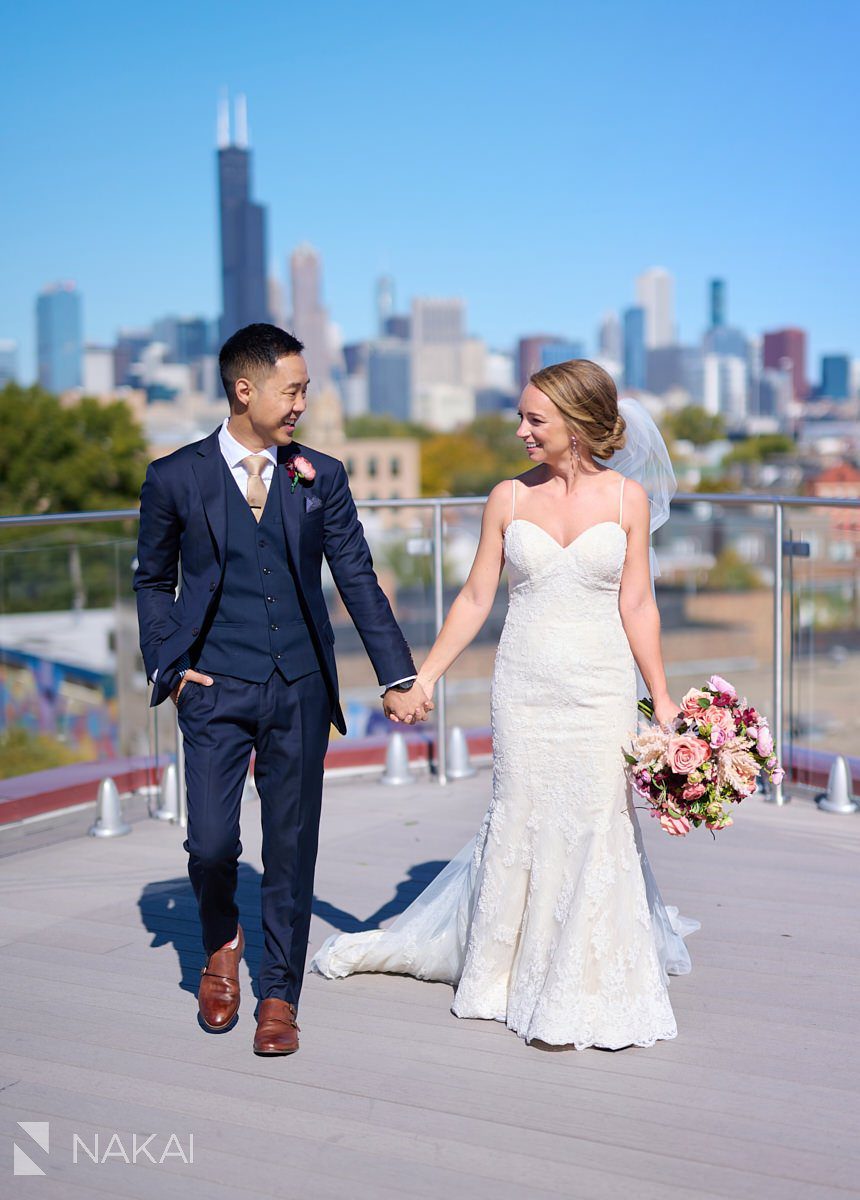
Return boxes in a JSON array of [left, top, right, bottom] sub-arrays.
[[134, 323, 431, 1055]]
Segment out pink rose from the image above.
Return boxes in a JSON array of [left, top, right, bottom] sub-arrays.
[[659, 813, 691, 836], [770, 765, 785, 786], [682, 781, 706, 800], [701, 706, 734, 734], [667, 734, 711, 775], [708, 674, 737, 698], [293, 455, 317, 480], [709, 727, 728, 749], [757, 726, 774, 757], [681, 688, 709, 716]]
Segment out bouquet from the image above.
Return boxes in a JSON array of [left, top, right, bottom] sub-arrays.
[[624, 674, 784, 836]]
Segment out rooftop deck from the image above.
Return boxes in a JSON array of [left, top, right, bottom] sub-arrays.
[[0, 766, 856, 1199]]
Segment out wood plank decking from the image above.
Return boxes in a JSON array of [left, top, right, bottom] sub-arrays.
[[0, 767, 857, 1199]]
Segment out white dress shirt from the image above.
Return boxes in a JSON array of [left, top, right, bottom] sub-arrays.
[[219, 418, 277, 496]]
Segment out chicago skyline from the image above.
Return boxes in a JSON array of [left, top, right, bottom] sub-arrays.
[[2, 3, 856, 382]]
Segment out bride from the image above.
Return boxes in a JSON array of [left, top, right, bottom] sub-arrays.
[[312, 359, 699, 1050]]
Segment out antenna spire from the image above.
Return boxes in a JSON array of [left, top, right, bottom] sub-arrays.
[[217, 88, 230, 148], [235, 94, 249, 148]]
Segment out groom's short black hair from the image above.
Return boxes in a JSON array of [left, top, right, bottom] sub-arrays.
[[219, 323, 305, 408]]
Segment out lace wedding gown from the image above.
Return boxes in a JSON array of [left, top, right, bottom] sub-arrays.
[[312, 478, 699, 1049]]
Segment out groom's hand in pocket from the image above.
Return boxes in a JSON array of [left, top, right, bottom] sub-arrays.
[[171, 669, 214, 706], [383, 681, 433, 725]]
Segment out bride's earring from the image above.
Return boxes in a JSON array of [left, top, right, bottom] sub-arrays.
[[570, 434, 581, 472]]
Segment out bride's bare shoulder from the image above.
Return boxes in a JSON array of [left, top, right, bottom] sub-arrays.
[[487, 469, 539, 503], [598, 467, 647, 502]]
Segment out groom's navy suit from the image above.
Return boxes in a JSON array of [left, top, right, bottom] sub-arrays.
[[134, 427, 415, 1004]]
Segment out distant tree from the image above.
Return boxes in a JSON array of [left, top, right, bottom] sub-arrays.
[[694, 476, 737, 493], [420, 414, 525, 496], [0, 384, 148, 613], [722, 433, 795, 466], [345, 414, 431, 441], [706, 547, 762, 591], [663, 407, 726, 446], [465, 413, 524, 477], [421, 432, 498, 496], [0, 384, 148, 515]]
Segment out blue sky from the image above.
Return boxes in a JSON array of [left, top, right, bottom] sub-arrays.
[[2, 0, 857, 382]]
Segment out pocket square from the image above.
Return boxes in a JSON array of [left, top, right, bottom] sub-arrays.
[[305, 494, 323, 512]]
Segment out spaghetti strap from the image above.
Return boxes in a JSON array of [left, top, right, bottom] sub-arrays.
[[511, 478, 517, 523], [619, 477, 626, 526]]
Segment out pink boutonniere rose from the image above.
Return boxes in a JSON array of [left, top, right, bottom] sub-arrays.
[[285, 454, 317, 493]]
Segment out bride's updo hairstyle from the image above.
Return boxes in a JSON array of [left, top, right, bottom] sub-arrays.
[[530, 359, 626, 459]]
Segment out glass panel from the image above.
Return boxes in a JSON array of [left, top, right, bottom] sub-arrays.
[[654, 499, 777, 730], [0, 522, 174, 792], [784, 505, 860, 779], [441, 502, 493, 734], [331, 502, 435, 740]]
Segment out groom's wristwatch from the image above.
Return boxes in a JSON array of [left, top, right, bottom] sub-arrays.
[[386, 680, 415, 693]]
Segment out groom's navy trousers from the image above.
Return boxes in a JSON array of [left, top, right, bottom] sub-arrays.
[[179, 669, 330, 1003], [133, 427, 416, 1007]]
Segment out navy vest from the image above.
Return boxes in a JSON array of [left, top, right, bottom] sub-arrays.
[[196, 462, 320, 683]]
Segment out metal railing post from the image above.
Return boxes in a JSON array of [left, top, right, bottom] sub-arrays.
[[432, 501, 448, 785], [768, 502, 787, 805]]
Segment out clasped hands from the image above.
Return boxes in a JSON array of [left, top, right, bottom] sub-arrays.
[[383, 678, 434, 725]]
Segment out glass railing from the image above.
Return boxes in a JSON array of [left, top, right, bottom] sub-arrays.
[[1, 494, 857, 808]]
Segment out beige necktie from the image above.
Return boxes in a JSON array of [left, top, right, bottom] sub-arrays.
[[241, 455, 269, 522]]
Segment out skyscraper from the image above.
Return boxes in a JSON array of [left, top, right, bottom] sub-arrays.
[[367, 339, 412, 421], [709, 279, 726, 329], [411, 297, 466, 390], [622, 307, 646, 390], [539, 341, 585, 370], [376, 275, 395, 335], [289, 244, 332, 394], [646, 345, 704, 403], [114, 328, 153, 388], [820, 354, 850, 400], [597, 312, 622, 363], [152, 315, 210, 364], [635, 267, 674, 348], [36, 282, 82, 392], [0, 340, 18, 387], [217, 92, 270, 342], [516, 335, 564, 390], [762, 328, 807, 401]]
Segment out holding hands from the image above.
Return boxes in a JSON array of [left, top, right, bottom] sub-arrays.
[[383, 679, 434, 725]]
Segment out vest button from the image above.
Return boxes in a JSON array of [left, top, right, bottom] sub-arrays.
[[209, 582, 216, 592], [266, 596, 275, 603], [262, 567, 271, 575], [192, 627, 200, 636], [275, 653, 282, 659], [271, 623, 278, 631], [258, 540, 266, 548]]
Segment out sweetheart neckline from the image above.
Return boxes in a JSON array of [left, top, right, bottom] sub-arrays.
[[505, 518, 627, 553]]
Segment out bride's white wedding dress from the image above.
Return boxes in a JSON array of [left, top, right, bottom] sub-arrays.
[[312, 477, 699, 1049]]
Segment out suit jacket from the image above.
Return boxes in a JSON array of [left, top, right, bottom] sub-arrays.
[[133, 429, 416, 732]]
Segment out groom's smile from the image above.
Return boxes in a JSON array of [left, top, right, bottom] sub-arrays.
[[228, 351, 310, 450]]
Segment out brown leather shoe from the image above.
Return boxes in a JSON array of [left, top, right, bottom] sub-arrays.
[[198, 925, 244, 1030], [253, 998, 300, 1055]]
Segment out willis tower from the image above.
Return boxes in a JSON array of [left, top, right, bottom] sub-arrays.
[[217, 93, 270, 341]]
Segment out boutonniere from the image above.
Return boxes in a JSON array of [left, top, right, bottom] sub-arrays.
[[285, 454, 317, 493]]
